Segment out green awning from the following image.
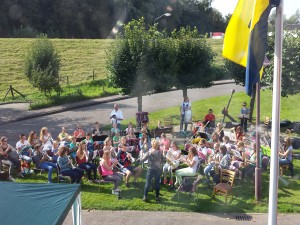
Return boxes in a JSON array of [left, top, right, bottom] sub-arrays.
[[0, 182, 81, 225]]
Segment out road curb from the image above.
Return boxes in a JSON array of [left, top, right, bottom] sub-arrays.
[[0, 95, 132, 126], [0, 79, 236, 126]]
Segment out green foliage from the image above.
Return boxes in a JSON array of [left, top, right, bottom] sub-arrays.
[[0, 0, 227, 38], [224, 59, 246, 86], [264, 30, 300, 97], [224, 30, 300, 97], [107, 18, 174, 97], [25, 35, 61, 96], [172, 27, 216, 93]]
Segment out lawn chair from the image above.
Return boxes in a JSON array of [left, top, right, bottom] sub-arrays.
[[56, 163, 72, 183], [212, 169, 236, 204], [31, 155, 45, 175], [177, 162, 202, 205]]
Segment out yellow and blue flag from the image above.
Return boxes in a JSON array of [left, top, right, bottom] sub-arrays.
[[223, 0, 280, 96]]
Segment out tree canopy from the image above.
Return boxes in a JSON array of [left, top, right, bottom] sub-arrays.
[[0, 0, 227, 38]]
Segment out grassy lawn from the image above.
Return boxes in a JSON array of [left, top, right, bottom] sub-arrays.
[[0, 39, 117, 107], [120, 90, 300, 132], [13, 91, 300, 212], [0, 38, 223, 108], [16, 152, 300, 213]]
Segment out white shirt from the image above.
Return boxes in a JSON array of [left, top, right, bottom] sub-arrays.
[[16, 140, 30, 150], [167, 148, 181, 161], [189, 156, 199, 173], [181, 101, 191, 115], [110, 109, 124, 124]]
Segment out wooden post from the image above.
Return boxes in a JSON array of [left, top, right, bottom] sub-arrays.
[[67, 76, 69, 85], [93, 70, 95, 80], [10, 85, 14, 98]]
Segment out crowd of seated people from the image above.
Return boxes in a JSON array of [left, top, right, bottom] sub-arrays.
[[0, 111, 295, 202]]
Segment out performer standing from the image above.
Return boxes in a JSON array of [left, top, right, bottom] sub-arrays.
[[180, 97, 191, 131], [110, 104, 124, 131], [240, 102, 250, 132]]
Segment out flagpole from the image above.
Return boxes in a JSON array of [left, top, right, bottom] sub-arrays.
[[268, 0, 283, 225]]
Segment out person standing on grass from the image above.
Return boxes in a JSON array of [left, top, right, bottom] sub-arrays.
[[140, 139, 166, 203], [240, 102, 250, 133], [110, 104, 124, 131], [180, 97, 191, 131]]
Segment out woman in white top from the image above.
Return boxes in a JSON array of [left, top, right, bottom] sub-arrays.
[[162, 141, 182, 186], [174, 146, 199, 186], [279, 137, 294, 177], [39, 127, 53, 150]]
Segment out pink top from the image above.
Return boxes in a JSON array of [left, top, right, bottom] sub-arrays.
[[101, 160, 113, 176], [160, 139, 170, 150]]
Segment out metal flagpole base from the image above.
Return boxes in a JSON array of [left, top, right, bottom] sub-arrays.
[[255, 167, 262, 202]]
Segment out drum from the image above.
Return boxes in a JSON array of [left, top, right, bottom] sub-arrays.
[[184, 110, 192, 123]]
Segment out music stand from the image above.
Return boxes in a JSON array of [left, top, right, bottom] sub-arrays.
[[76, 137, 86, 143], [93, 135, 108, 142]]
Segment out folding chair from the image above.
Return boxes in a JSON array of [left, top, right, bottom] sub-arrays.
[[31, 155, 45, 175], [56, 163, 72, 183], [177, 162, 202, 205]]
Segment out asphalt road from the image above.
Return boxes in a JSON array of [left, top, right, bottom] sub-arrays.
[[0, 83, 244, 145]]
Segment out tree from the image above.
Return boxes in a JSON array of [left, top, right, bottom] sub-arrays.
[[172, 27, 216, 97], [286, 9, 300, 24], [25, 34, 61, 96], [107, 18, 174, 111], [264, 30, 300, 97]]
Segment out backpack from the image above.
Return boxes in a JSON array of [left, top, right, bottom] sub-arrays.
[[136, 112, 149, 123], [179, 177, 193, 193]]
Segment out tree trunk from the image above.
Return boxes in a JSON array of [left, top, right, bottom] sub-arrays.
[[137, 94, 143, 112], [249, 85, 256, 123], [182, 86, 188, 98]]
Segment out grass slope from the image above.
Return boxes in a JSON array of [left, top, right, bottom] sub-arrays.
[[0, 39, 115, 104], [0, 38, 223, 105]]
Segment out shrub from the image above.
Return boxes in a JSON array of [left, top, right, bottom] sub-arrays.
[[25, 34, 61, 96]]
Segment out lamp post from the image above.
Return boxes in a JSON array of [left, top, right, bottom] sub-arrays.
[[154, 13, 172, 23]]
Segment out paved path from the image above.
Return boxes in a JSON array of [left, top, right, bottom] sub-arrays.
[[0, 82, 243, 144], [62, 210, 300, 225]]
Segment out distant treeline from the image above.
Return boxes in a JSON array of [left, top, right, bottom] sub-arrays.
[[0, 0, 228, 38]]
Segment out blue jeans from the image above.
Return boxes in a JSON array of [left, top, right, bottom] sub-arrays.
[[78, 162, 97, 180], [61, 168, 84, 183], [204, 163, 215, 182], [144, 168, 162, 198], [38, 162, 57, 182]]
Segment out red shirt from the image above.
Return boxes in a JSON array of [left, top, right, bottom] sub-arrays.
[[76, 155, 87, 165], [74, 129, 85, 138], [204, 113, 215, 121]]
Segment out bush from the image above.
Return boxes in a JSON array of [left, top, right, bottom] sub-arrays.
[[24, 34, 61, 96]]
